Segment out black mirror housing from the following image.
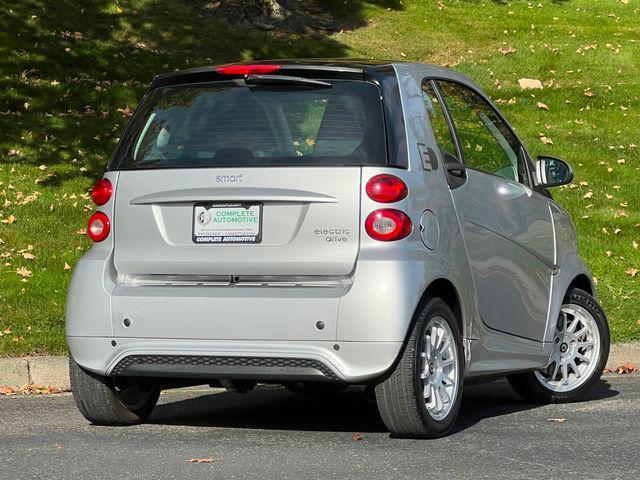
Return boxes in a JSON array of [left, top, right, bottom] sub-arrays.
[[535, 155, 574, 188]]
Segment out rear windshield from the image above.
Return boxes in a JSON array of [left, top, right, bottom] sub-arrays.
[[111, 80, 387, 169]]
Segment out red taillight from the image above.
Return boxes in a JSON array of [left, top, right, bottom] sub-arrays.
[[366, 174, 408, 203], [87, 212, 110, 242], [365, 209, 412, 242], [91, 178, 112, 206], [216, 64, 281, 76]]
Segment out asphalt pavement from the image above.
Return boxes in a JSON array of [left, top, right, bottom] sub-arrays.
[[1, 374, 638, 479]]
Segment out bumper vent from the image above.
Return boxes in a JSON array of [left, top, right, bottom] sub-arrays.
[[110, 354, 339, 381]]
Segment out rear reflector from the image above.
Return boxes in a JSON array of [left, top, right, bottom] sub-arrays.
[[365, 209, 412, 241], [87, 212, 110, 242], [216, 64, 281, 76], [366, 174, 408, 203], [91, 178, 112, 206]]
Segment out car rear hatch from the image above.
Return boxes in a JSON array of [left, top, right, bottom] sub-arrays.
[[109, 70, 387, 278]]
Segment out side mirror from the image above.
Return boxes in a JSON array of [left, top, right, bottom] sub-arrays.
[[535, 156, 573, 188]]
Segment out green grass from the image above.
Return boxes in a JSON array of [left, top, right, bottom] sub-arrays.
[[1, 0, 638, 355]]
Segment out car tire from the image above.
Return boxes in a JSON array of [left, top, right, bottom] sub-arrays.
[[375, 298, 464, 439], [69, 357, 160, 425], [507, 288, 610, 404]]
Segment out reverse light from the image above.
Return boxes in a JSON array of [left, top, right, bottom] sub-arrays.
[[216, 64, 282, 76], [366, 174, 408, 203], [87, 212, 110, 242], [365, 209, 412, 242], [91, 178, 113, 206]]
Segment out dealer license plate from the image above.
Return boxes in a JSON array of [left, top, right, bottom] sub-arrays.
[[192, 203, 262, 244]]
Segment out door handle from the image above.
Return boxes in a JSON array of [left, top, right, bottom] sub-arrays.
[[446, 164, 466, 177], [443, 153, 467, 189]]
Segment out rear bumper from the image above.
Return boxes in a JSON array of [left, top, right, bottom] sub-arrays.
[[67, 336, 401, 383], [66, 243, 428, 383]]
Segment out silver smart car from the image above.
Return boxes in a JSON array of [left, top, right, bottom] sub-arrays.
[[67, 60, 610, 438]]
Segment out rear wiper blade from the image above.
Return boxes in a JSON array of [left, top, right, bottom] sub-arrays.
[[244, 74, 332, 88]]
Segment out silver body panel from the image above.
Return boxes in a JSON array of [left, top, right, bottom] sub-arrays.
[[66, 63, 594, 382]]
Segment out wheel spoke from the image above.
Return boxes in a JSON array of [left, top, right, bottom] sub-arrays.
[[574, 326, 588, 339], [434, 328, 443, 351], [569, 360, 580, 378], [439, 337, 451, 357], [423, 383, 431, 399], [439, 384, 451, 404], [561, 363, 569, 385], [433, 384, 443, 411], [551, 362, 560, 381], [441, 358, 455, 368], [426, 385, 436, 409], [575, 352, 591, 364]]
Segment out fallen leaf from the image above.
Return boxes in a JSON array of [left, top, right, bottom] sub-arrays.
[[615, 363, 637, 374], [583, 191, 593, 199], [187, 458, 214, 464], [518, 78, 543, 90], [539, 134, 553, 145], [64, 262, 72, 270], [499, 45, 516, 55], [16, 267, 32, 278], [16, 384, 65, 395], [117, 106, 134, 117], [1, 215, 16, 224], [625, 268, 638, 277], [536, 102, 549, 110], [351, 434, 364, 441], [0, 386, 15, 396], [21, 252, 35, 260]]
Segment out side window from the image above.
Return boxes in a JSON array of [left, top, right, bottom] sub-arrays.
[[436, 80, 524, 183], [421, 80, 458, 159]]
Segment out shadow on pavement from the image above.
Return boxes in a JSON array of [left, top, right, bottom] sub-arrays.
[[453, 377, 618, 434], [149, 377, 619, 434]]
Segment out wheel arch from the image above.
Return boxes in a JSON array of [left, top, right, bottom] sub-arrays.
[[373, 276, 465, 385], [414, 277, 464, 338], [567, 273, 594, 297]]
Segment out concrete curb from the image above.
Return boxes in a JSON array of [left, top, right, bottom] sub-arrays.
[[1, 343, 639, 389], [0, 356, 70, 390]]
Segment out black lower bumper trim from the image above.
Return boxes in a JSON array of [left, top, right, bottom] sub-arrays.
[[110, 354, 340, 381]]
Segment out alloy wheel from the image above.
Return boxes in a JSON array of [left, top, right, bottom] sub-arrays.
[[534, 304, 601, 392], [419, 317, 459, 420]]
